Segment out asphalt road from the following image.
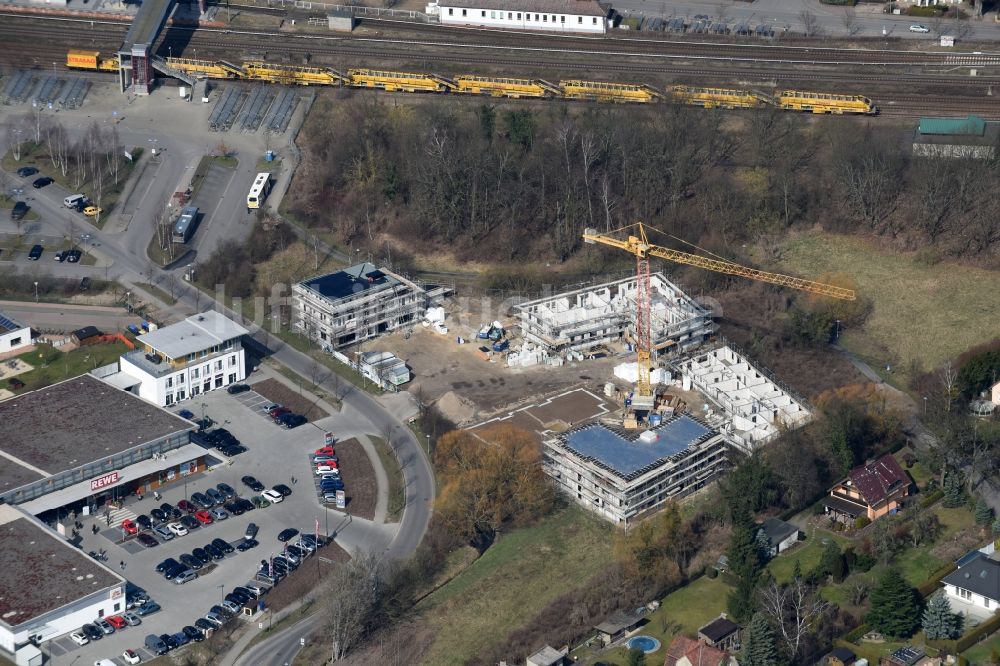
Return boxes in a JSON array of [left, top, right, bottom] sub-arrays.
[[232, 611, 323, 666], [0, 299, 143, 332]]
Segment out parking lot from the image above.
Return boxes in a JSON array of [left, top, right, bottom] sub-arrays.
[[54, 382, 396, 665]]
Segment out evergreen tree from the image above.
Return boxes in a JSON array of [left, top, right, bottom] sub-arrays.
[[815, 539, 842, 579], [943, 472, 965, 508], [991, 515, 1000, 536], [741, 612, 779, 666], [727, 574, 759, 624], [975, 498, 994, 526], [626, 648, 646, 666], [831, 551, 848, 583], [728, 514, 762, 581], [792, 558, 803, 581], [755, 528, 773, 563], [922, 593, 963, 640], [867, 567, 921, 638]]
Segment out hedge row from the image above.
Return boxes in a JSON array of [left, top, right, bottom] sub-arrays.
[[843, 623, 870, 643], [917, 561, 958, 598], [920, 489, 945, 508]]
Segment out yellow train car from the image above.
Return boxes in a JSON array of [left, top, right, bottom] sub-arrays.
[[67, 50, 117, 72], [244, 62, 346, 86], [777, 90, 877, 115], [166, 58, 241, 79], [559, 80, 662, 104], [348, 69, 454, 93], [669, 85, 769, 110], [453, 75, 559, 99]]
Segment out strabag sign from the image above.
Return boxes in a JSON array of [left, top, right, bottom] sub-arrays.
[[90, 471, 121, 492]]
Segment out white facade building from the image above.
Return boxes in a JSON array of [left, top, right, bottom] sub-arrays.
[[0, 504, 125, 661], [0, 311, 31, 355], [941, 549, 1000, 621], [116, 311, 248, 407], [432, 0, 607, 34]]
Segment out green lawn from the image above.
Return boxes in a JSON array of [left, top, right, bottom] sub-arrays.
[[769, 533, 849, 584], [417, 506, 614, 666], [778, 231, 1000, 382], [963, 630, 1000, 663], [369, 437, 405, 523], [10, 342, 132, 392]]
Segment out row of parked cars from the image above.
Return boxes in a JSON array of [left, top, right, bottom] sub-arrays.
[[154, 533, 244, 583], [312, 444, 346, 504], [263, 400, 308, 429], [188, 425, 248, 458], [143, 581, 269, 657], [256, 532, 323, 585], [69, 585, 160, 657]]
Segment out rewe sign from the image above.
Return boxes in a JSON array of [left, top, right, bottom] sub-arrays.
[[90, 472, 120, 492]]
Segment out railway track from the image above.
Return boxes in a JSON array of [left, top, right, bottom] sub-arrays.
[[2, 14, 1000, 118]]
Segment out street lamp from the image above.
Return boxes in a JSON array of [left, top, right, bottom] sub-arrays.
[[835, 319, 841, 341], [425, 434, 430, 455], [33, 281, 38, 303], [923, 396, 928, 416], [218, 584, 225, 602], [126, 290, 131, 313]]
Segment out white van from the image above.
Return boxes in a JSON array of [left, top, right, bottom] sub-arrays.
[[64, 194, 86, 209]]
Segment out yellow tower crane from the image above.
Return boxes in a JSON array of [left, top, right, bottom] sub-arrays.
[[583, 223, 855, 403]]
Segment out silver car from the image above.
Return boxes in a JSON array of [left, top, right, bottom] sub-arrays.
[[122, 611, 142, 627], [152, 524, 174, 540], [209, 507, 229, 521]]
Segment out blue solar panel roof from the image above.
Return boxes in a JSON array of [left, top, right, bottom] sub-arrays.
[[0, 311, 25, 334], [563, 415, 713, 479], [300, 262, 400, 301]]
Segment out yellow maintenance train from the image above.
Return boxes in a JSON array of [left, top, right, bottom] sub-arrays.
[[66, 49, 878, 115]]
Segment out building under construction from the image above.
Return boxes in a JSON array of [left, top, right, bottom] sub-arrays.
[[542, 414, 730, 525], [514, 273, 715, 357], [293, 263, 444, 350]]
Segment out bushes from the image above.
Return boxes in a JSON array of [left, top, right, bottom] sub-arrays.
[[920, 489, 944, 508], [917, 562, 958, 598], [820, 0, 856, 5], [855, 515, 871, 529], [843, 623, 870, 643]]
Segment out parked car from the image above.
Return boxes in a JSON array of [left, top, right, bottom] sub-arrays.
[[167, 522, 188, 537], [135, 514, 152, 531], [194, 618, 214, 632], [314, 444, 335, 456], [160, 503, 180, 519], [909, 23, 930, 33], [153, 524, 175, 540], [150, 508, 166, 523], [16, 166, 38, 177], [224, 501, 244, 516], [294, 538, 316, 553], [144, 633, 168, 655], [54, 250, 67, 262], [273, 484, 292, 497], [269, 406, 291, 420], [177, 408, 195, 419], [162, 633, 178, 650], [163, 564, 187, 580], [194, 510, 214, 525], [121, 518, 138, 535], [174, 570, 197, 585], [221, 600, 241, 615], [192, 547, 212, 564], [245, 584, 267, 598], [182, 625, 205, 642], [236, 538, 258, 552], [179, 554, 203, 571], [136, 602, 161, 616], [95, 618, 115, 635], [122, 611, 142, 626], [226, 383, 250, 394], [262, 489, 284, 504], [69, 630, 89, 646], [204, 543, 225, 560], [277, 528, 299, 542], [65, 249, 82, 263], [180, 515, 201, 530], [245, 523, 259, 540], [177, 499, 198, 514], [27, 244, 43, 260], [81, 624, 103, 641], [10, 201, 28, 221], [122, 648, 142, 664], [217, 483, 237, 499], [137, 533, 159, 548], [235, 497, 255, 513], [278, 413, 307, 428], [191, 492, 214, 509], [203, 613, 225, 628], [241, 476, 265, 492], [209, 507, 229, 521], [32, 176, 53, 188], [106, 615, 127, 630], [219, 443, 248, 456], [315, 465, 337, 476], [212, 537, 235, 554], [205, 487, 225, 504]]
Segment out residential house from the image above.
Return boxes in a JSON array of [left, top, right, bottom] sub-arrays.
[[823, 453, 910, 524], [991, 380, 1000, 407], [526, 644, 568, 666], [941, 550, 1000, 620], [71, 326, 101, 346], [664, 635, 731, 666], [757, 517, 801, 557], [697, 614, 740, 652], [593, 609, 644, 646]]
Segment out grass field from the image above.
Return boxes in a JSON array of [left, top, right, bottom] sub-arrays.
[[769, 532, 850, 584], [779, 232, 1000, 381], [369, 436, 406, 522], [11, 341, 132, 392], [416, 506, 614, 666]]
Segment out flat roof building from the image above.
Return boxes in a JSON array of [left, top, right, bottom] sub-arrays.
[[0, 311, 31, 356], [515, 272, 715, 359], [114, 310, 249, 407], [0, 504, 125, 659], [293, 262, 445, 350], [913, 115, 999, 159], [543, 414, 730, 525], [432, 0, 607, 34]]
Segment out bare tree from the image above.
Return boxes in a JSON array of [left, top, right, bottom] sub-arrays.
[[6, 120, 26, 161], [939, 361, 959, 413], [799, 9, 823, 37], [842, 7, 861, 36], [848, 578, 870, 605], [30, 107, 46, 144], [324, 551, 385, 660], [759, 577, 829, 658]]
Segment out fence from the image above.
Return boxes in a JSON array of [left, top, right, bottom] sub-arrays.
[[238, 0, 436, 22]]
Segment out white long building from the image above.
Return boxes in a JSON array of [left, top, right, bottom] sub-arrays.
[[431, 0, 607, 34]]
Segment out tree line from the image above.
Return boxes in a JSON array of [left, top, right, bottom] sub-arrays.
[[288, 96, 1000, 272]]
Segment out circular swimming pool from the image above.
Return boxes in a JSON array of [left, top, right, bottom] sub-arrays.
[[626, 635, 661, 654]]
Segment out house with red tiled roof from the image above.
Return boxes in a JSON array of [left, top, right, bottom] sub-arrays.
[[664, 635, 732, 666], [823, 453, 911, 524]]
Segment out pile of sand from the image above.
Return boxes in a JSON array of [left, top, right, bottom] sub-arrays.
[[435, 390, 478, 425]]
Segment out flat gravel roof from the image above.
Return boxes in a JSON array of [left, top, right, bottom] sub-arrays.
[[563, 415, 713, 479], [0, 505, 123, 628], [0, 374, 192, 487]]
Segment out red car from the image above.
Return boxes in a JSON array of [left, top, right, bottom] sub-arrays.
[[106, 615, 127, 630], [314, 445, 335, 456], [270, 407, 291, 421], [194, 510, 214, 525], [121, 519, 138, 535], [177, 499, 197, 514]]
